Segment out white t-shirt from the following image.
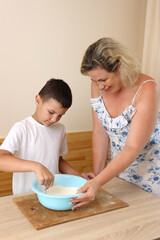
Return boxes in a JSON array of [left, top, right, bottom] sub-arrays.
[[0, 116, 68, 194]]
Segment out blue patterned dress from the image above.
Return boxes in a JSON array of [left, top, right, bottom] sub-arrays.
[[91, 80, 160, 197]]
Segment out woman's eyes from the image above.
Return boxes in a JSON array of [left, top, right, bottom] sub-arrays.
[[99, 79, 108, 82], [95, 79, 108, 83], [91, 78, 108, 83]]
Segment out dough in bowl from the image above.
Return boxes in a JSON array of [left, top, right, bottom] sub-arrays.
[[46, 185, 78, 195]]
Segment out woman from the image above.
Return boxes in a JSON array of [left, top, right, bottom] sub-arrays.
[[71, 37, 160, 210]]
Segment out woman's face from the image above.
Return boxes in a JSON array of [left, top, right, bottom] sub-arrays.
[[87, 66, 123, 94]]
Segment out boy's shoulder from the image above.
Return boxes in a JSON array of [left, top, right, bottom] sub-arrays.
[[12, 116, 32, 129]]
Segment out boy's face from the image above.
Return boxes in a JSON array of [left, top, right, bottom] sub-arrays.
[[33, 95, 68, 127]]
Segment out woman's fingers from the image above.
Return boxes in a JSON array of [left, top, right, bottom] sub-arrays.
[[70, 192, 95, 210], [72, 201, 90, 210], [74, 191, 96, 203], [77, 183, 90, 194], [70, 178, 100, 209], [71, 187, 96, 205], [71, 192, 88, 203]]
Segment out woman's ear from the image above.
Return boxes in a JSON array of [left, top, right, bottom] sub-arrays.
[[116, 61, 121, 75], [117, 61, 121, 69]]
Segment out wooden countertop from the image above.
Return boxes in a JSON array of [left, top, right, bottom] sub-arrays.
[[0, 177, 160, 240]]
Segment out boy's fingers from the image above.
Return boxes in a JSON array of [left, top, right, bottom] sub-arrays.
[[81, 172, 95, 180], [81, 173, 89, 180], [88, 173, 95, 179], [38, 174, 54, 187]]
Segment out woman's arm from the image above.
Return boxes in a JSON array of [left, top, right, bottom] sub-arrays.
[[91, 81, 110, 175], [0, 149, 54, 187], [71, 81, 160, 209], [92, 109, 109, 175]]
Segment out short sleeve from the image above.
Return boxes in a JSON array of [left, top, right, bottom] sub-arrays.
[[59, 126, 68, 156], [0, 122, 23, 154]]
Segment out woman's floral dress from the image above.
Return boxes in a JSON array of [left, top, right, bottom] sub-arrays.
[[91, 80, 160, 197]]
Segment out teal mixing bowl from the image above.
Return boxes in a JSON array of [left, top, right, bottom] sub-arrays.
[[31, 174, 87, 210]]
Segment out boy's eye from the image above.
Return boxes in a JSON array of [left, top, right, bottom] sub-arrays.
[[49, 111, 54, 114]]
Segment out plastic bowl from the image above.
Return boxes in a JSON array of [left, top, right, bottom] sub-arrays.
[[31, 174, 87, 210]]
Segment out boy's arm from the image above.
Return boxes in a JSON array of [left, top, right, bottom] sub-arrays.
[[59, 156, 81, 176], [0, 149, 54, 187], [59, 157, 95, 179]]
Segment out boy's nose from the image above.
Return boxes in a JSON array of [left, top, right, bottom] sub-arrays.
[[51, 114, 59, 122]]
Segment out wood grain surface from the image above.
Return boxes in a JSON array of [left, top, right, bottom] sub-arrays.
[[1, 177, 160, 240], [13, 188, 128, 230]]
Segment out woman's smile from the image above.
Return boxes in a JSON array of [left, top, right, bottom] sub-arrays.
[[104, 86, 112, 92]]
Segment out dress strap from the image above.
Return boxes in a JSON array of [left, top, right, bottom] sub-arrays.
[[131, 80, 157, 105]]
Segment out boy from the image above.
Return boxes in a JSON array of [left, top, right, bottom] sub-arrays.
[[0, 78, 91, 194]]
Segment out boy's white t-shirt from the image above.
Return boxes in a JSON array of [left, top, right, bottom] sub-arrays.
[[0, 116, 68, 194]]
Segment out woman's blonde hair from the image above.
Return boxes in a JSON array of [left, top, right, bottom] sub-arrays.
[[81, 38, 141, 87]]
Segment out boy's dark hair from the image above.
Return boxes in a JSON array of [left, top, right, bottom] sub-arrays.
[[39, 78, 72, 108]]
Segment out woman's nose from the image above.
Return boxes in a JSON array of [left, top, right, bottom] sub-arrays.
[[98, 82, 105, 90]]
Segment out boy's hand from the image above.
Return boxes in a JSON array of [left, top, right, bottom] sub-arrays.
[[81, 172, 95, 180], [34, 163, 54, 188]]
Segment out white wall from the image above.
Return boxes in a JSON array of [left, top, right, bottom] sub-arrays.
[[0, 0, 147, 137]]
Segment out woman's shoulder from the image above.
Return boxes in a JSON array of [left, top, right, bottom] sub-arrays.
[[134, 73, 159, 106], [136, 73, 158, 92], [138, 73, 156, 83]]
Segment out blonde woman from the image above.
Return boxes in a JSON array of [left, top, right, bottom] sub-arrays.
[[71, 38, 160, 209]]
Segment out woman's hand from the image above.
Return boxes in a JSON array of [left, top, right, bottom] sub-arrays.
[[70, 178, 100, 210], [34, 162, 54, 189]]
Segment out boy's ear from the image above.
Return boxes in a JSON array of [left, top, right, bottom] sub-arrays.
[[35, 95, 42, 105]]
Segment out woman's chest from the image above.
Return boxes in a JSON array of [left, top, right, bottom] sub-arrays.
[[102, 89, 136, 118]]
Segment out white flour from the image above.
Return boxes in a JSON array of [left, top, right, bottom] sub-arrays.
[[46, 185, 78, 195]]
